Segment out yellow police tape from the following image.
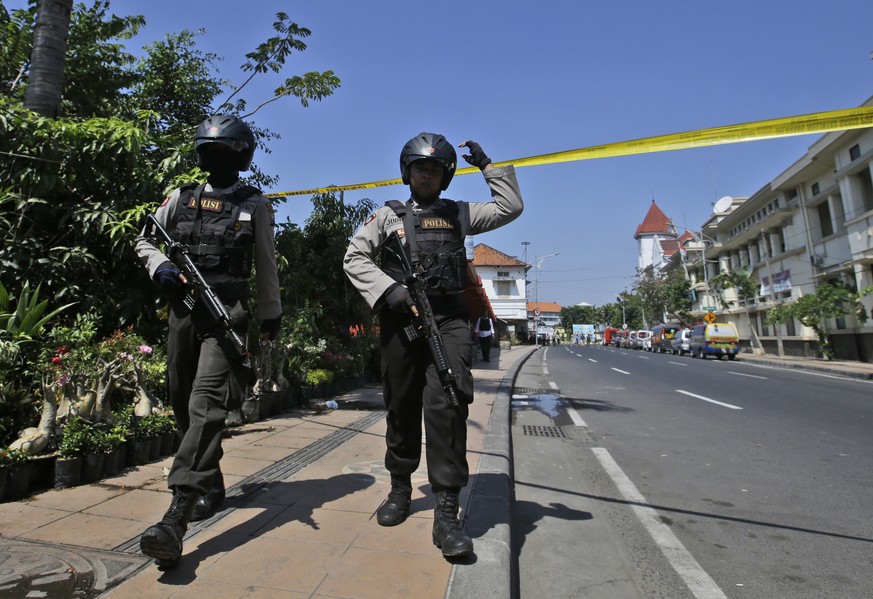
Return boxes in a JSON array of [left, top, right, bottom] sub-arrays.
[[265, 106, 873, 198]]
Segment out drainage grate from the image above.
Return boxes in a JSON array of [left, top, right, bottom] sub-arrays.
[[522, 424, 567, 438]]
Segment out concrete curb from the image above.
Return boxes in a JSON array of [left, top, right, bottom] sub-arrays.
[[445, 347, 538, 599]]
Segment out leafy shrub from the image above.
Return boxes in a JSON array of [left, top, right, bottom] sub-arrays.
[[58, 416, 90, 458], [305, 368, 334, 387], [0, 447, 29, 468]]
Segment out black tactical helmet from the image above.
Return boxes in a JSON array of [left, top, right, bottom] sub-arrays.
[[195, 114, 256, 171], [399, 132, 457, 190]]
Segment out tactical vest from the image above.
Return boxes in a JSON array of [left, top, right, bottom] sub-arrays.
[[381, 199, 470, 294], [170, 183, 262, 297]]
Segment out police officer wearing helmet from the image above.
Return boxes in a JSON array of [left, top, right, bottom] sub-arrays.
[[135, 114, 282, 570], [343, 132, 523, 558]]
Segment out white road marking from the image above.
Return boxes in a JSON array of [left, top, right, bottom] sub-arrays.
[[549, 381, 559, 390], [588, 358, 598, 363], [565, 401, 587, 427], [638, 355, 650, 359], [592, 448, 729, 599], [675, 390, 743, 410], [612, 368, 631, 375], [729, 371, 767, 379], [668, 361, 687, 366]]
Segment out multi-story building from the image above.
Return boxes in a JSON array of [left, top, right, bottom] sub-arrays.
[[664, 95, 873, 361], [471, 243, 530, 341]]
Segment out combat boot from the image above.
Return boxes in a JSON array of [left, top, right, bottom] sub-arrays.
[[432, 488, 473, 558], [140, 486, 200, 570], [376, 475, 412, 526], [190, 471, 225, 522]]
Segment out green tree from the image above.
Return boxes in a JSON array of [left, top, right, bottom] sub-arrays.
[[767, 281, 873, 360], [709, 270, 757, 310], [559, 304, 601, 330], [1, 4, 340, 337]]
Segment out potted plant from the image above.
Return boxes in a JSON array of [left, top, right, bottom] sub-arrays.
[[150, 412, 177, 456], [55, 416, 88, 489], [80, 425, 112, 484], [131, 414, 159, 464], [1, 448, 31, 501], [102, 426, 127, 476]]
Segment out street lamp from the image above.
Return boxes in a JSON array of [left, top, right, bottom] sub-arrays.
[[616, 294, 626, 327], [533, 252, 559, 346]]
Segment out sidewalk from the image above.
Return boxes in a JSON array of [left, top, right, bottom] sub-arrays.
[[0, 345, 533, 599], [736, 351, 873, 380]]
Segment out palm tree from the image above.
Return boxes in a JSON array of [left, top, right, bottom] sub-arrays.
[[23, 0, 73, 117]]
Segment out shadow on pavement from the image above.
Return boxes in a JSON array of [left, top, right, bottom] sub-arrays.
[[152, 473, 377, 586]]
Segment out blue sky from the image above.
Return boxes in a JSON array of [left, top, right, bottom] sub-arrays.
[[12, 0, 873, 307]]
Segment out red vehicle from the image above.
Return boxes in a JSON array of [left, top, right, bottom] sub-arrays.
[[603, 327, 621, 346]]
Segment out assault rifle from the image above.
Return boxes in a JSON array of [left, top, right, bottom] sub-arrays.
[[384, 231, 460, 409], [145, 215, 251, 367]]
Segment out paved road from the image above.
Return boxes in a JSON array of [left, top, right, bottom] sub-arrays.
[[512, 344, 873, 598]]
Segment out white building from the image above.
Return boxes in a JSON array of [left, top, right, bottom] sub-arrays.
[[663, 95, 873, 361], [471, 243, 530, 340]]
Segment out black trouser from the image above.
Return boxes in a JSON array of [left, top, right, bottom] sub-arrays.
[[165, 299, 248, 494], [478, 334, 492, 361], [379, 306, 473, 490]]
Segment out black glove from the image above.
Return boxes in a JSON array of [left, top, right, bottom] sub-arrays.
[[154, 260, 182, 291], [384, 284, 415, 314], [460, 140, 492, 170], [260, 316, 282, 341]]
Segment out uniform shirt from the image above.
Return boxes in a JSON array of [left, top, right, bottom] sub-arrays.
[[135, 181, 282, 320], [344, 165, 524, 309], [474, 317, 494, 338]]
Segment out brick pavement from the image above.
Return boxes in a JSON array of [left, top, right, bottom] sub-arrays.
[[0, 346, 530, 599]]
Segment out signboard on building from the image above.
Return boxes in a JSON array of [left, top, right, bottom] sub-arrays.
[[760, 270, 791, 296]]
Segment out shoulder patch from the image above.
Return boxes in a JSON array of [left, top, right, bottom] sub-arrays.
[[160, 195, 172, 207], [364, 213, 377, 226]]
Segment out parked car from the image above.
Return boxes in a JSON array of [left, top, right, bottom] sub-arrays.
[[636, 330, 653, 351], [650, 323, 681, 353], [670, 328, 692, 355], [689, 323, 741, 359], [626, 330, 638, 349]]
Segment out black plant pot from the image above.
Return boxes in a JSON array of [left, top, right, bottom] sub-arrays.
[[81, 453, 105, 484], [6, 461, 33, 499], [132, 440, 151, 466], [54, 456, 83, 489], [102, 449, 122, 476]]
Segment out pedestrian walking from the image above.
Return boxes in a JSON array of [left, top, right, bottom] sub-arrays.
[[343, 132, 523, 558], [474, 310, 494, 362], [135, 114, 282, 570]]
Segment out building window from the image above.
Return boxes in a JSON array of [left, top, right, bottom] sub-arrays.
[[494, 281, 516, 297], [849, 144, 861, 161], [497, 271, 510, 278], [760, 311, 770, 337], [786, 318, 796, 336], [858, 168, 873, 214], [811, 182, 820, 196], [816, 202, 834, 238]]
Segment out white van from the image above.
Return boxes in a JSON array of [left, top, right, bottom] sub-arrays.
[[670, 329, 692, 355]]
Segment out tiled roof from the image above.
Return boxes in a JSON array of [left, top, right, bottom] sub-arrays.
[[472, 244, 528, 268], [660, 238, 680, 257], [527, 301, 562, 313], [634, 200, 673, 238]]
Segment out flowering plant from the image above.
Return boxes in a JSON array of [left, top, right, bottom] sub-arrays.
[[0, 447, 30, 467]]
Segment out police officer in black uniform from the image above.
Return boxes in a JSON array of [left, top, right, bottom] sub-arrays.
[[135, 114, 282, 570], [343, 132, 523, 558]]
